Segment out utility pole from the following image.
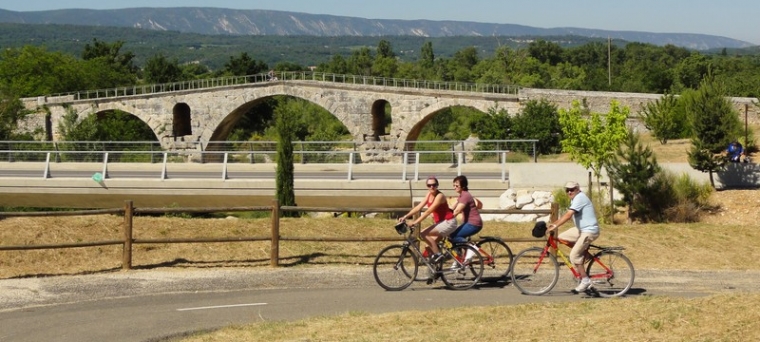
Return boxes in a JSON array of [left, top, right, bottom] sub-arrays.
[[608, 37, 612, 87]]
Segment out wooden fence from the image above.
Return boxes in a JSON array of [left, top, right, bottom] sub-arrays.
[[0, 201, 558, 270]]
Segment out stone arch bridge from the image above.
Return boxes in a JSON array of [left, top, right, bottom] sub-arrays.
[[21, 72, 759, 162]]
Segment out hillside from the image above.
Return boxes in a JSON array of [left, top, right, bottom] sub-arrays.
[[0, 7, 754, 50]]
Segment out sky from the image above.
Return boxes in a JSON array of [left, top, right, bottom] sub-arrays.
[[2, 0, 759, 45]]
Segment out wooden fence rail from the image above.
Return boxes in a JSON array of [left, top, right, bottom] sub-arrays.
[[0, 200, 558, 270]]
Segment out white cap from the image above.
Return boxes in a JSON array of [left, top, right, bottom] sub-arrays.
[[565, 181, 580, 189]]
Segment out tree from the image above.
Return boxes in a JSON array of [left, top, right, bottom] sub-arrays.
[[0, 46, 85, 96], [82, 39, 138, 74], [57, 109, 155, 142], [0, 86, 30, 140], [274, 106, 297, 217], [420, 41, 435, 70], [685, 74, 742, 188], [606, 131, 661, 222], [638, 93, 691, 144], [510, 99, 563, 154], [224, 52, 268, 76], [347, 47, 373, 75], [559, 99, 630, 191], [527, 39, 563, 66], [468, 107, 511, 140], [143, 53, 183, 84], [376, 39, 395, 59]]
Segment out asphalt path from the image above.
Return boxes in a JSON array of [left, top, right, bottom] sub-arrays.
[[2, 267, 755, 342]]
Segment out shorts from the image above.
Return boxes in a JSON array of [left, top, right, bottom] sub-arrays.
[[433, 218, 458, 236], [559, 228, 599, 265]]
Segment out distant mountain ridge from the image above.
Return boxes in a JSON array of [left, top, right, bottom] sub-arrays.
[[0, 7, 753, 50]]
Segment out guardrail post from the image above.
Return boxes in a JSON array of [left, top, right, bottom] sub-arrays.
[[457, 152, 463, 176], [43, 152, 51, 179], [461, 142, 466, 164], [501, 152, 507, 182], [414, 153, 420, 181], [271, 199, 280, 267], [123, 200, 134, 270], [402, 152, 408, 181], [160, 152, 168, 180], [102, 152, 109, 179], [347, 152, 354, 180], [222, 153, 228, 180]]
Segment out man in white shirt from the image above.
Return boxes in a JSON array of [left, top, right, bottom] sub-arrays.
[[546, 181, 600, 293]]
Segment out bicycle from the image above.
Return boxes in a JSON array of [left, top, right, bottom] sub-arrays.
[[373, 222, 484, 291], [509, 231, 635, 297], [466, 235, 513, 282]]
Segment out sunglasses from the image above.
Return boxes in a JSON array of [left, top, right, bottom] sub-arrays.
[[453, 184, 461, 188], [565, 188, 576, 193], [426, 183, 438, 188]]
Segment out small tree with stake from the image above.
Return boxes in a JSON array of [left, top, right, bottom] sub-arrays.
[[684, 74, 741, 188]]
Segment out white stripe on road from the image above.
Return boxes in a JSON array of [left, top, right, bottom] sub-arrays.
[[177, 303, 268, 311]]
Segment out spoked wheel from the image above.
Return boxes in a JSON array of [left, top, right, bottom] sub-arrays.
[[586, 250, 635, 297], [373, 245, 418, 291], [475, 237, 513, 282], [510, 247, 559, 295], [440, 244, 483, 290]]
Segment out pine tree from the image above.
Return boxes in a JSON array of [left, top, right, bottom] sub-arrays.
[[685, 74, 741, 188], [607, 131, 661, 222]]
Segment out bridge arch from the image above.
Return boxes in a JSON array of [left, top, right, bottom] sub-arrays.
[[172, 103, 192, 138], [370, 99, 391, 141], [404, 100, 495, 148]]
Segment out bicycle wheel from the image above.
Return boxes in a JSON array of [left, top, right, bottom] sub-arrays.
[[510, 247, 559, 295], [475, 237, 513, 282], [440, 244, 483, 290], [586, 250, 635, 297], [373, 245, 418, 291]]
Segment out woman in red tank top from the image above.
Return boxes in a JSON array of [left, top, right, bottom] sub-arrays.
[[399, 176, 458, 259]]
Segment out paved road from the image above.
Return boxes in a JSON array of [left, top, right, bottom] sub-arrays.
[[0, 267, 756, 342]]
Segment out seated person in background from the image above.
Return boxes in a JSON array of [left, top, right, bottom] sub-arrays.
[[727, 141, 744, 163]]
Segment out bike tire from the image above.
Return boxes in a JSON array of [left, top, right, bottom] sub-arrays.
[[510, 247, 559, 295], [440, 244, 483, 290], [586, 250, 635, 297], [373, 245, 418, 291], [475, 237, 514, 282]]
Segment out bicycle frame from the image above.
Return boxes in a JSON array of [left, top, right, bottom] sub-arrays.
[[541, 232, 612, 281], [511, 230, 634, 297], [373, 222, 484, 291]]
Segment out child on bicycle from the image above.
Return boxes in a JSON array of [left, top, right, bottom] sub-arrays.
[[546, 181, 600, 294], [398, 176, 457, 262]]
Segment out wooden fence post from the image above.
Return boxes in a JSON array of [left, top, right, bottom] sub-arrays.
[[550, 202, 559, 222], [123, 200, 134, 270], [271, 199, 280, 267]]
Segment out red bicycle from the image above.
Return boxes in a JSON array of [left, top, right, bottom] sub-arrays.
[[510, 231, 635, 297]]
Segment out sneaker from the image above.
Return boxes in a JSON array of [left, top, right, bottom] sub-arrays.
[[572, 281, 592, 294], [430, 253, 444, 263]]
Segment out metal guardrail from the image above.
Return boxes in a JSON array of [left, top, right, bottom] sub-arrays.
[[0, 139, 539, 182], [0, 149, 516, 182], [36, 71, 521, 102]]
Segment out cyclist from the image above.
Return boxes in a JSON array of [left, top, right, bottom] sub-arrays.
[[398, 176, 457, 262], [546, 181, 600, 294], [449, 175, 483, 246]]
